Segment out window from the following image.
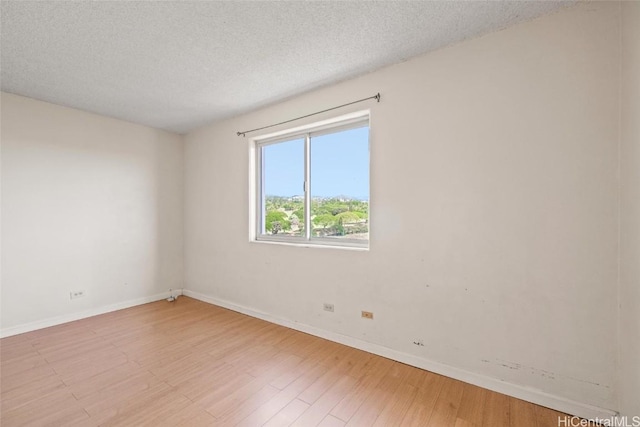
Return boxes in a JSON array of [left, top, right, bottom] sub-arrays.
[[251, 111, 370, 248]]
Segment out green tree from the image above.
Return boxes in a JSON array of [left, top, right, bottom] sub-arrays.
[[354, 211, 368, 221], [324, 201, 349, 216], [313, 213, 335, 228], [292, 208, 305, 221], [265, 211, 291, 234], [335, 212, 360, 224]]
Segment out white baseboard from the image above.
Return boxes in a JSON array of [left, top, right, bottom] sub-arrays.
[[0, 291, 171, 338], [184, 289, 618, 421]]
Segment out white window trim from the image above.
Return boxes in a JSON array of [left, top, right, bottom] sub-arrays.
[[249, 110, 370, 250]]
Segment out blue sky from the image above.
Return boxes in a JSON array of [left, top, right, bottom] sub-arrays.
[[263, 126, 369, 200]]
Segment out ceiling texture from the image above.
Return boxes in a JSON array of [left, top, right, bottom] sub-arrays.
[[1, 1, 573, 134]]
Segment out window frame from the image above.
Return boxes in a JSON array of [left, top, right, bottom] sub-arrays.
[[249, 110, 370, 250]]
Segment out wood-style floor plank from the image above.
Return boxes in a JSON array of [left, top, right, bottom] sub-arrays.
[[425, 376, 465, 426], [318, 414, 347, 427], [263, 398, 310, 427], [399, 371, 447, 426], [330, 357, 392, 422], [510, 397, 539, 427], [482, 389, 511, 426], [0, 296, 574, 426], [455, 382, 488, 424], [292, 374, 358, 427], [371, 382, 418, 427]]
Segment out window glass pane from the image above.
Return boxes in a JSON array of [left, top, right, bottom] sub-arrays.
[[310, 126, 369, 241], [262, 138, 305, 236]]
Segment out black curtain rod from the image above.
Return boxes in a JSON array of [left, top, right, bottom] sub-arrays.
[[236, 92, 380, 137]]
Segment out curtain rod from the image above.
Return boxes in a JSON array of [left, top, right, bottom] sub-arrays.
[[236, 92, 380, 137]]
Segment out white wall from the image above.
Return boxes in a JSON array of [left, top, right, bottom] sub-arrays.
[[619, 0, 640, 418], [1, 93, 184, 334], [185, 2, 621, 417]]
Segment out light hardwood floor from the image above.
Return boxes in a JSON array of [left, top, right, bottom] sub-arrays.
[[1, 297, 567, 426]]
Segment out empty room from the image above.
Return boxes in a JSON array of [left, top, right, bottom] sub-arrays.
[[1, 1, 638, 426]]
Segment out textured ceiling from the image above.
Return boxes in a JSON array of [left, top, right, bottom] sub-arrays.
[[1, 1, 573, 134]]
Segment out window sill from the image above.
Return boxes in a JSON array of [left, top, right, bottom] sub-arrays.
[[251, 238, 369, 251]]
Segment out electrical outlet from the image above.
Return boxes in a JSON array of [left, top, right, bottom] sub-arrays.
[[70, 290, 85, 300], [361, 311, 373, 319], [323, 303, 334, 312]]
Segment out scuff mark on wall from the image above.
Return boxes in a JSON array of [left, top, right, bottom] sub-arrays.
[[492, 358, 610, 388]]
